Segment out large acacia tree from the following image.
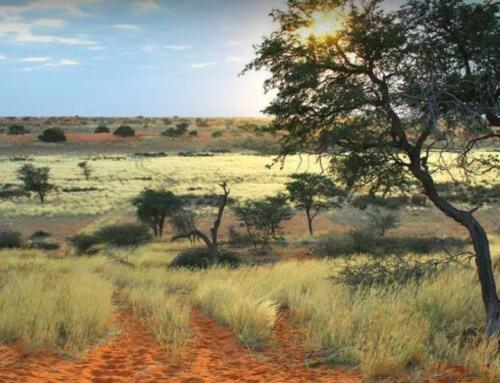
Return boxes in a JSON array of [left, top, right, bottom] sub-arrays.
[[247, 0, 500, 335]]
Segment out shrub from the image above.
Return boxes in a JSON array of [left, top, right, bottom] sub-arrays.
[[211, 130, 224, 138], [367, 210, 399, 237], [7, 124, 29, 135], [351, 195, 408, 210], [189, 130, 198, 137], [169, 248, 241, 270], [38, 128, 67, 143], [68, 234, 100, 255], [113, 125, 135, 137], [94, 125, 110, 133], [94, 223, 152, 247], [0, 229, 22, 249], [314, 230, 468, 258]]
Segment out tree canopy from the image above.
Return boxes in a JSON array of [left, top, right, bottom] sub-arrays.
[[247, 0, 500, 335]]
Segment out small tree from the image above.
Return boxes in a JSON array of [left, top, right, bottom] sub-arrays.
[[78, 161, 93, 181], [171, 181, 230, 256], [7, 124, 29, 135], [94, 125, 110, 133], [113, 125, 135, 137], [367, 210, 400, 237], [38, 128, 66, 143], [286, 173, 345, 235], [17, 164, 54, 203], [132, 189, 183, 237], [233, 194, 294, 246]]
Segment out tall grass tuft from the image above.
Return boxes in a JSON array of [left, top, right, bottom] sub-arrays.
[[0, 269, 113, 354]]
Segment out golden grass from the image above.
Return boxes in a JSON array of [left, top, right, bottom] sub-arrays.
[[0, 253, 113, 354], [124, 287, 191, 351]]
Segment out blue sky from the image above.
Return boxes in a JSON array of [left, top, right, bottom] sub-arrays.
[[0, 0, 404, 117]]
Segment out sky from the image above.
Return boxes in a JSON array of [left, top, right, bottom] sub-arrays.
[[0, 0, 403, 117]]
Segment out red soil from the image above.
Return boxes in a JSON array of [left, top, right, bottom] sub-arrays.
[[0, 309, 477, 383], [0, 132, 159, 144]]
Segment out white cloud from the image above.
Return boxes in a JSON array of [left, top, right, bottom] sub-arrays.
[[133, 0, 162, 12], [0, 54, 7, 60], [87, 46, 107, 51], [113, 24, 141, 31], [225, 55, 247, 63], [192, 61, 217, 68], [21, 56, 50, 62], [0, 20, 97, 45], [33, 18, 64, 28], [165, 44, 192, 51], [0, 1, 104, 18], [46, 58, 79, 67]]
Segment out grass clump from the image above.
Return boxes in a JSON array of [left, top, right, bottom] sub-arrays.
[[193, 279, 278, 348], [0, 268, 113, 353], [125, 287, 191, 351]]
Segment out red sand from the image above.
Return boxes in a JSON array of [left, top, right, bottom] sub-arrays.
[[0, 309, 477, 383]]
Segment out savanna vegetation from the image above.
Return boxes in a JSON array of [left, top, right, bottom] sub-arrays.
[[0, 0, 499, 382]]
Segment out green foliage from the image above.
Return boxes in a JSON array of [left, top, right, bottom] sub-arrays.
[[211, 130, 223, 138], [188, 130, 198, 137], [366, 210, 400, 237], [314, 230, 468, 258], [7, 124, 29, 135], [131, 189, 183, 237], [161, 122, 189, 138], [94, 125, 110, 133], [351, 195, 409, 210], [0, 229, 22, 249], [113, 125, 135, 137], [196, 118, 209, 127], [169, 248, 241, 270], [286, 173, 345, 234], [38, 128, 66, 143], [233, 194, 294, 245], [94, 223, 152, 247], [68, 234, 100, 255], [17, 164, 54, 203]]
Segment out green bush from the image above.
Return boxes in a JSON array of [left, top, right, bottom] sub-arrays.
[[113, 125, 135, 137], [94, 223, 152, 247], [38, 128, 67, 143], [189, 130, 198, 137], [68, 234, 100, 255], [211, 130, 224, 138], [314, 230, 468, 258], [0, 229, 22, 249], [7, 124, 29, 135], [169, 248, 241, 270], [94, 125, 110, 133], [351, 195, 409, 210]]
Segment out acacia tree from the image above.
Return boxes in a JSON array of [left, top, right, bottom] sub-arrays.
[[171, 181, 230, 257], [17, 164, 54, 204], [286, 173, 344, 235], [247, 0, 500, 335], [132, 189, 183, 237]]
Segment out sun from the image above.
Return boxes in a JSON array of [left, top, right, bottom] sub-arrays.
[[298, 10, 343, 40]]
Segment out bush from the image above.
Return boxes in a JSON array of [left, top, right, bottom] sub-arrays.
[[0, 229, 22, 249], [68, 234, 100, 255], [113, 125, 135, 137], [7, 124, 29, 135], [38, 128, 67, 143], [211, 130, 224, 138], [94, 223, 152, 247], [94, 125, 110, 133], [169, 248, 241, 270], [314, 230, 468, 258], [351, 195, 408, 210], [189, 130, 198, 137]]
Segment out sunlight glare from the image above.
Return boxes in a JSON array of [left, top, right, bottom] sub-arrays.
[[298, 10, 343, 40]]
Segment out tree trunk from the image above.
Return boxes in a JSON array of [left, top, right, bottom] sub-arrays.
[[39, 192, 44, 204], [410, 161, 500, 336], [306, 209, 314, 235]]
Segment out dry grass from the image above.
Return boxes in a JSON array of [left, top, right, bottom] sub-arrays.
[[0, 252, 113, 354]]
